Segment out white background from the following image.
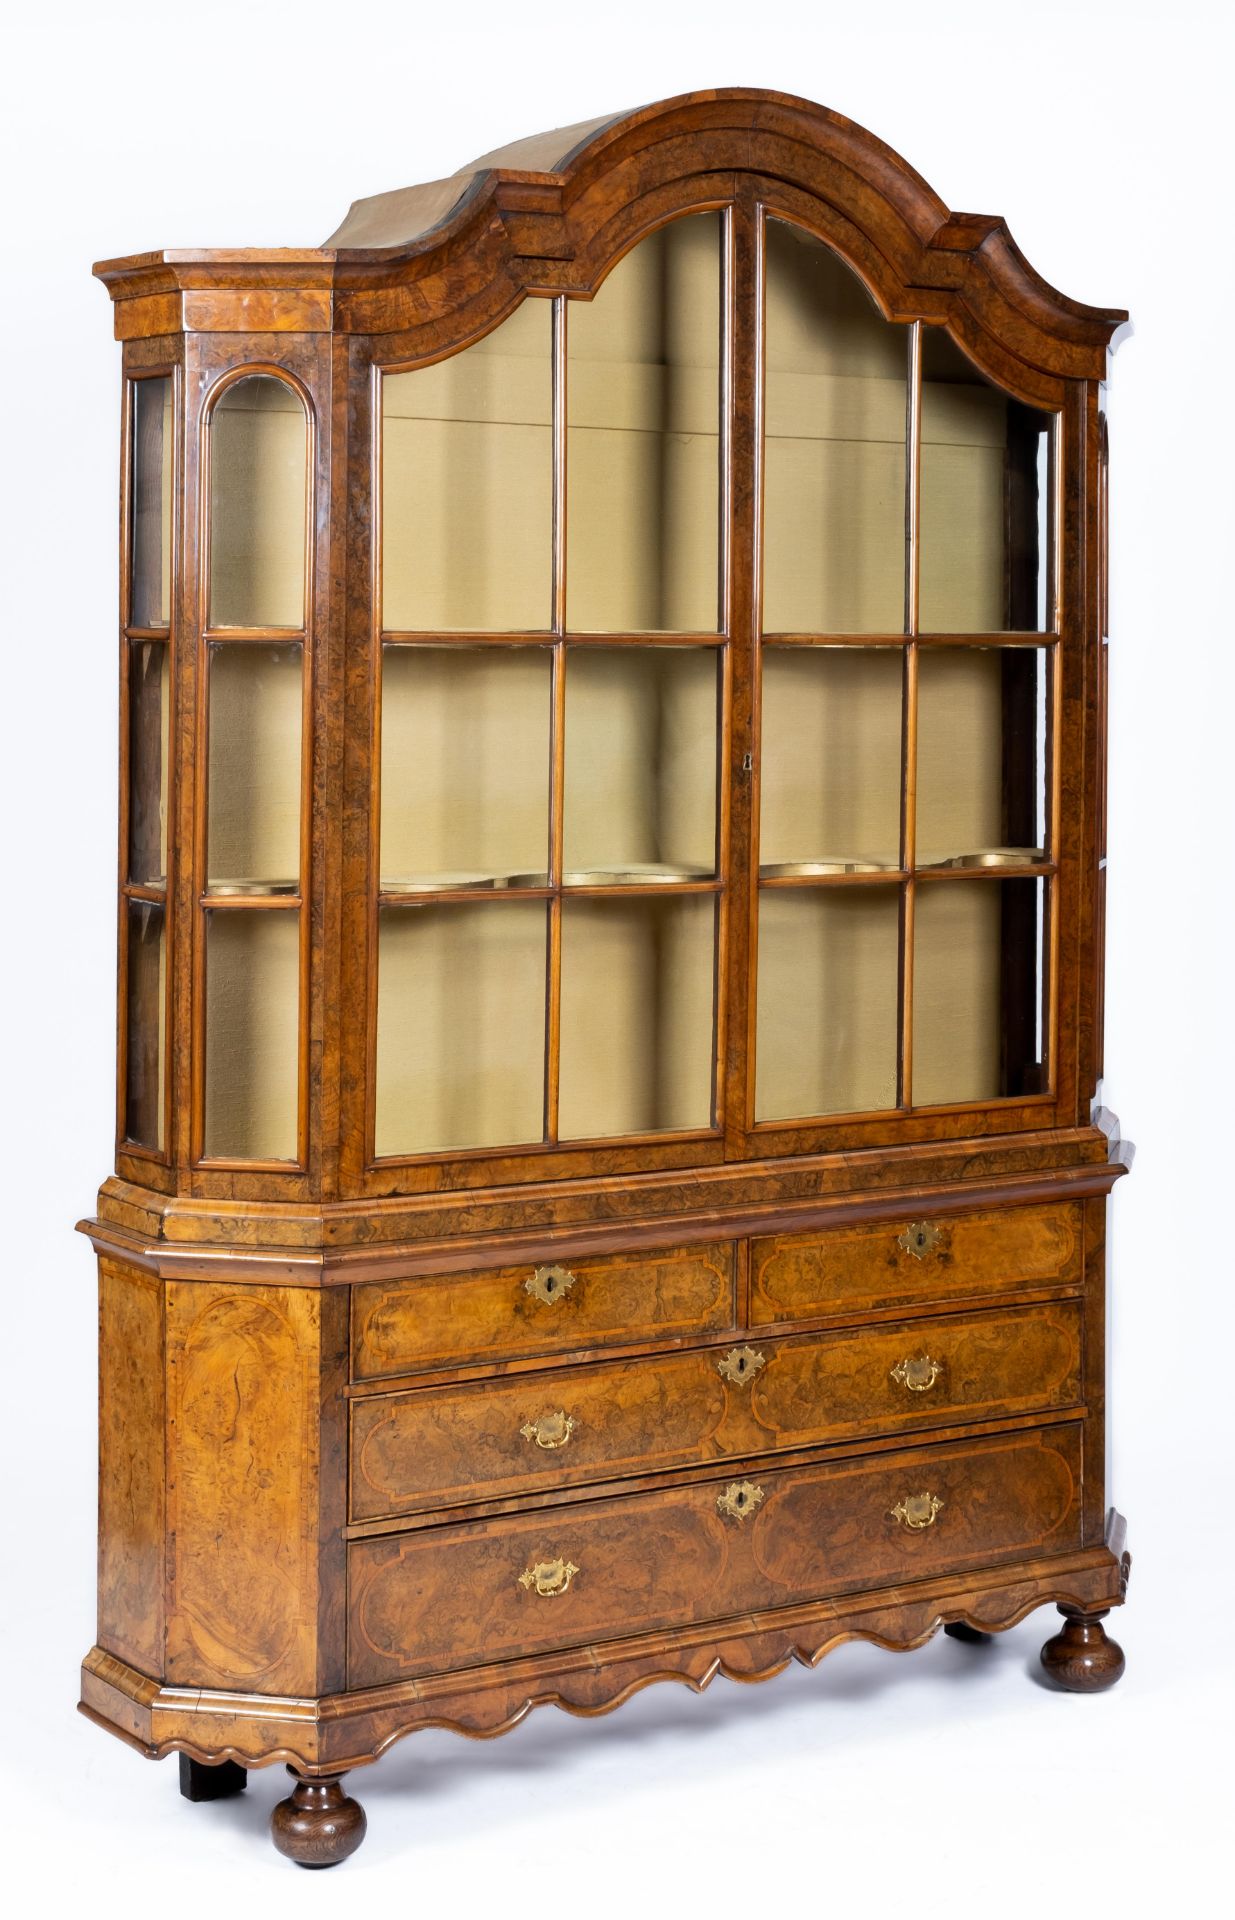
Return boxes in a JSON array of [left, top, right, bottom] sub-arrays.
[[1, 1, 1231, 1911]]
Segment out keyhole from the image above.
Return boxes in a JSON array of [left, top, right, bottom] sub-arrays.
[[737, 1356, 746, 1374], [736, 1490, 746, 1508], [545, 1276, 555, 1293], [916, 1230, 927, 1249]]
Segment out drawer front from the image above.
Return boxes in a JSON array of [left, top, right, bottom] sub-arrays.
[[751, 1201, 1082, 1325], [349, 1300, 1083, 1520], [347, 1424, 1083, 1685], [351, 1241, 735, 1383]]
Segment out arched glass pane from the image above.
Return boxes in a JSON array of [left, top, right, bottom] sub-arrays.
[[567, 213, 722, 632], [763, 219, 908, 634], [383, 301, 552, 631], [209, 375, 307, 628], [920, 331, 1055, 633]]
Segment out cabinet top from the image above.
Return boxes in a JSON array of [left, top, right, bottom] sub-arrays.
[[93, 88, 1126, 373]]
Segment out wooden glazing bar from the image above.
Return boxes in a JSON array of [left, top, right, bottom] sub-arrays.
[[200, 626, 308, 645], [123, 882, 169, 904], [545, 296, 568, 1143], [898, 322, 923, 1108], [380, 630, 725, 648], [200, 892, 303, 910], [758, 630, 1057, 648], [124, 626, 171, 643], [379, 880, 724, 907]]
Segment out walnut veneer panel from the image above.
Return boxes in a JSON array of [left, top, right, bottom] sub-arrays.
[[98, 1259, 165, 1673], [751, 1200, 1082, 1324], [351, 1241, 736, 1381], [347, 1423, 1083, 1684], [350, 1299, 1082, 1520]]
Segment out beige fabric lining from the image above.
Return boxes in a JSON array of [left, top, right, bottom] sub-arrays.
[[759, 648, 903, 867], [207, 644, 303, 884], [205, 910, 299, 1160], [912, 883, 1002, 1106], [209, 377, 307, 630], [756, 889, 900, 1119]]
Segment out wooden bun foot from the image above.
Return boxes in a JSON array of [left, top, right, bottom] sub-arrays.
[[270, 1771, 367, 1868], [944, 1621, 992, 1644], [179, 1755, 247, 1801], [1039, 1606, 1125, 1692]]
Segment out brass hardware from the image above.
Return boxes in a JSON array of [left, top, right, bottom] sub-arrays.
[[518, 1557, 579, 1597], [526, 1264, 576, 1305], [520, 1410, 577, 1450], [890, 1492, 944, 1530], [898, 1220, 943, 1260], [717, 1345, 766, 1386], [891, 1353, 942, 1393], [716, 1480, 764, 1522]]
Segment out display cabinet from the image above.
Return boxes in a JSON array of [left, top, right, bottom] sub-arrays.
[[82, 89, 1130, 1866]]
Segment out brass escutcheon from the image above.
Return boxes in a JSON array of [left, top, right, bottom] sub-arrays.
[[890, 1491, 944, 1530], [898, 1220, 943, 1260], [716, 1480, 765, 1522], [526, 1264, 577, 1305], [717, 1345, 766, 1386], [891, 1353, 942, 1393], [518, 1557, 579, 1597], [520, 1410, 577, 1450]]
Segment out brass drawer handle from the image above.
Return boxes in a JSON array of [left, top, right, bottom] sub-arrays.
[[890, 1492, 944, 1530], [717, 1345, 765, 1386], [526, 1264, 576, 1305], [716, 1480, 764, 1522], [520, 1410, 577, 1450], [898, 1220, 943, 1260], [518, 1557, 579, 1597], [891, 1353, 942, 1393]]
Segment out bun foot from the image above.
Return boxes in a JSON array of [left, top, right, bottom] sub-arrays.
[[944, 1621, 992, 1644], [179, 1755, 247, 1801], [270, 1770, 367, 1868], [1040, 1606, 1126, 1693]]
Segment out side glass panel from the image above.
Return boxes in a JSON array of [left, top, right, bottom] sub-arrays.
[[383, 301, 552, 631], [207, 643, 303, 888], [380, 647, 552, 889], [128, 640, 170, 885], [209, 376, 307, 629], [131, 377, 173, 627], [759, 647, 902, 871], [204, 909, 300, 1159], [124, 901, 166, 1148], [920, 331, 1056, 633], [916, 647, 1048, 866], [567, 213, 722, 632], [559, 897, 715, 1138], [763, 220, 908, 635], [755, 888, 900, 1119], [913, 877, 1047, 1104], [563, 647, 718, 879], [376, 904, 547, 1156]]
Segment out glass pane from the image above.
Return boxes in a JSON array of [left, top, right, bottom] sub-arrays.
[[563, 647, 718, 879], [207, 643, 302, 888], [559, 897, 715, 1138], [763, 220, 908, 635], [209, 375, 307, 628], [381, 646, 552, 889], [913, 877, 1047, 1104], [376, 904, 547, 1155], [568, 213, 721, 632], [383, 301, 552, 631], [760, 647, 902, 871], [205, 910, 300, 1159], [128, 640, 170, 885], [756, 887, 899, 1119], [124, 900, 165, 1148], [131, 377, 173, 627], [916, 647, 1047, 867], [920, 331, 1055, 633]]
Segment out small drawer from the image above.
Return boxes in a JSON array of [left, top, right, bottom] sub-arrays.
[[347, 1423, 1083, 1685], [350, 1241, 735, 1383], [349, 1300, 1083, 1521], [751, 1200, 1082, 1326]]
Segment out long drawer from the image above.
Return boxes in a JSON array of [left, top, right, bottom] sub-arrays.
[[349, 1300, 1083, 1520], [351, 1241, 736, 1383], [750, 1200, 1083, 1326], [347, 1423, 1083, 1685]]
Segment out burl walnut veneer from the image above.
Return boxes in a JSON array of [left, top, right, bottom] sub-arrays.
[[81, 89, 1130, 1866]]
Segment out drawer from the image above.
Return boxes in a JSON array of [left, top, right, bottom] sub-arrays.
[[751, 1200, 1082, 1326], [350, 1241, 735, 1383], [347, 1423, 1083, 1685], [349, 1299, 1083, 1520]]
